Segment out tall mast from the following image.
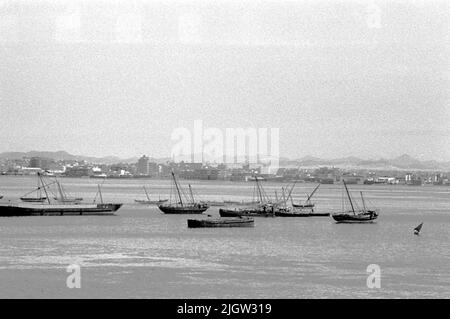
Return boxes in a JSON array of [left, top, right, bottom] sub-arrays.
[[188, 184, 195, 205], [98, 184, 103, 204], [255, 176, 263, 203], [143, 186, 151, 201], [286, 181, 297, 203], [37, 175, 41, 198], [57, 180, 65, 201], [343, 180, 355, 213], [306, 184, 320, 203], [38, 173, 51, 204], [172, 171, 183, 206], [360, 191, 367, 213]]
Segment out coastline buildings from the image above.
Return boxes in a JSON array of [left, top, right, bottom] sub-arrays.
[[1, 156, 450, 185], [137, 155, 149, 175]]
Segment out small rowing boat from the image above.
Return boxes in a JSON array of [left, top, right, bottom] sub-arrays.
[[187, 216, 254, 228]]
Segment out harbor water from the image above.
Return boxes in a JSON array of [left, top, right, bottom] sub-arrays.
[[0, 176, 449, 298]]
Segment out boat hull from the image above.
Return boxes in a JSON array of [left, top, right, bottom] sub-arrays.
[[219, 207, 275, 218], [135, 199, 168, 205], [0, 203, 122, 217], [187, 217, 254, 228], [158, 205, 209, 214], [20, 197, 47, 203], [292, 204, 315, 209], [275, 212, 330, 217], [331, 211, 378, 223]]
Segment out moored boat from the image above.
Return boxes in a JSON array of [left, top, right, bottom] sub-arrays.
[[187, 216, 254, 228], [270, 182, 327, 217], [291, 184, 320, 209], [159, 204, 208, 214], [20, 197, 47, 203], [158, 172, 209, 214], [0, 202, 122, 216], [220, 175, 276, 217], [219, 205, 275, 217], [1, 173, 122, 217], [135, 186, 168, 205], [331, 181, 379, 223], [275, 209, 330, 217], [20, 175, 50, 203], [331, 211, 378, 223]]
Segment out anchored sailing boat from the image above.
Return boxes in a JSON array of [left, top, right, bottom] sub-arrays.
[[219, 176, 275, 217], [158, 172, 209, 214], [274, 183, 329, 217], [292, 184, 320, 209], [0, 173, 122, 216], [331, 181, 379, 223], [135, 186, 168, 205], [20, 175, 48, 202]]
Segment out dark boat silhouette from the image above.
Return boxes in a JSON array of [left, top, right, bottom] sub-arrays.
[[0, 173, 122, 217], [273, 183, 329, 217], [187, 216, 254, 228], [219, 204, 275, 218], [414, 222, 423, 235], [158, 172, 209, 214], [331, 181, 379, 223], [219, 176, 276, 217], [275, 209, 330, 217], [0, 202, 122, 216], [20, 197, 48, 203]]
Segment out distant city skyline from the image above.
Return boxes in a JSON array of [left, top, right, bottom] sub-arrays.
[[1, 0, 449, 161], [1, 149, 450, 165]]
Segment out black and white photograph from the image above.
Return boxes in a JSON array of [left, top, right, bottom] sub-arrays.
[[0, 0, 449, 304]]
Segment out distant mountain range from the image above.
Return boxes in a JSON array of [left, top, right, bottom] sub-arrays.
[[1, 151, 449, 171], [0, 151, 139, 165], [280, 154, 450, 171]]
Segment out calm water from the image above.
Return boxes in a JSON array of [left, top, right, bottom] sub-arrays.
[[0, 175, 449, 298]]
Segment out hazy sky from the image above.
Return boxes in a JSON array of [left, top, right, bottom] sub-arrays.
[[0, 0, 449, 161]]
